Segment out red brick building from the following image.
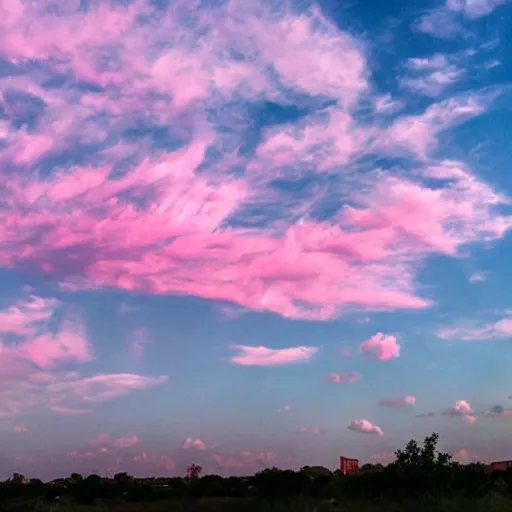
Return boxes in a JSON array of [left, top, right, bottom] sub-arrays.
[[485, 460, 512, 474], [340, 456, 359, 475]]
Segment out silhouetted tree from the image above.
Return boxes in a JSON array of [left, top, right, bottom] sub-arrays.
[[393, 432, 452, 469], [9, 473, 25, 485], [114, 472, 133, 484], [186, 464, 202, 480]]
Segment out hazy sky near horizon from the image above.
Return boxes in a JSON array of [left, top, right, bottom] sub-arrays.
[[0, 0, 512, 480]]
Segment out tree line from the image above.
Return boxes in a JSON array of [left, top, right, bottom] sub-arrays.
[[1, 433, 510, 505]]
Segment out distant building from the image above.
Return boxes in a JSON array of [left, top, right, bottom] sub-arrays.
[[485, 460, 512, 474], [340, 456, 359, 475]]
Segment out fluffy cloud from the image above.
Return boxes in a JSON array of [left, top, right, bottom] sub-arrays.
[[183, 438, 207, 450], [347, 419, 384, 436], [54, 446, 176, 479], [0, 0, 506, 324], [442, 400, 477, 423], [378, 396, 417, 407], [229, 345, 318, 366], [360, 333, 400, 361]]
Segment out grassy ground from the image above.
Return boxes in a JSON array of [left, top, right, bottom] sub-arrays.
[[3, 493, 512, 512]]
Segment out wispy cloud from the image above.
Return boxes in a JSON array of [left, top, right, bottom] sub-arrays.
[[0, 295, 167, 419], [129, 328, 150, 361], [0, 0, 506, 325], [326, 372, 361, 384], [229, 345, 318, 366], [299, 426, 322, 435], [13, 424, 28, 434], [401, 54, 465, 97], [378, 396, 417, 408], [416, 411, 436, 418], [413, 0, 509, 39], [446, 0, 509, 18], [213, 451, 277, 472], [469, 271, 488, 283], [437, 315, 512, 340]]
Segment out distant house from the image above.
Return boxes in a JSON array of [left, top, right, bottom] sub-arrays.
[[340, 456, 359, 475], [485, 460, 512, 474]]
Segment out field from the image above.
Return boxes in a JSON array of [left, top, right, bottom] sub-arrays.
[[3, 493, 512, 512]]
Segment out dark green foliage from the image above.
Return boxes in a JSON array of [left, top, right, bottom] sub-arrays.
[[252, 468, 308, 499], [0, 432, 510, 509]]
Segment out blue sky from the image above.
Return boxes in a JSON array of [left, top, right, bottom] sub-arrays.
[[0, 0, 511, 479]]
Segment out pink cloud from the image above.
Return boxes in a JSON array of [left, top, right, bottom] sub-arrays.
[[360, 333, 400, 361], [213, 451, 278, 472], [229, 345, 318, 366], [443, 400, 477, 423], [0, 295, 93, 370], [0, 296, 59, 336], [48, 405, 93, 416], [113, 435, 139, 450], [183, 438, 207, 450], [326, 372, 361, 384], [21, 319, 93, 370], [13, 424, 28, 434], [0, 0, 508, 326], [299, 426, 322, 434], [88, 433, 111, 446], [347, 419, 384, 436], [380, 96, 490, 158], [0, 295, 168, 419], [378, 395, 417, 407], [56, 446, 176, 477]]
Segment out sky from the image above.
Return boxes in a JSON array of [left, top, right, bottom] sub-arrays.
[[0, 0, 512, 481]]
